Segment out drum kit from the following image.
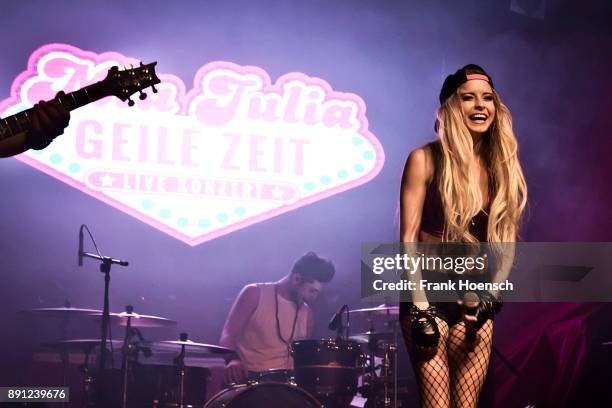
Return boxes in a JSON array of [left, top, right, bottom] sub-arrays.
[[21, 304, 405, 408], [22, 305, 229, 407], [207, 304, 404, 408]]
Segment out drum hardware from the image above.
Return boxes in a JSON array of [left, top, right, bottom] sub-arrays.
[[27, 297, 130, 407], [36, 303, 185, 407], [113, 305, 157, 408], [120, 305, 138, 408], [347, 305, 401, 408], [43, 338, 124, 407], [328, 304, 350, 342], [140, 333, 231, 407], [172, 332, 189, 408], [54, 332, 218, 407]]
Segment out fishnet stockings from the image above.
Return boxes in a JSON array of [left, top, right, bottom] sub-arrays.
[[407, 317, 493, 408], [447, 320, 493, 408]]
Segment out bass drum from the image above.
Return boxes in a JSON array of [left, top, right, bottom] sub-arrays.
[[205, 382, 321, 408]]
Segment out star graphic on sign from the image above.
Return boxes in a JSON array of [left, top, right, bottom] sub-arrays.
[[270, 186, 285, 200], [99, 173, 116, 187]]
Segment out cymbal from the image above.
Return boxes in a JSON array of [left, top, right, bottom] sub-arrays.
[[20, 307, 102, 317], [43, 338, 124, 351], [90, 312, 176, 328], [154, 340, 234, 355], [349, 331, 394, 345], [349, 305, 399, 316]]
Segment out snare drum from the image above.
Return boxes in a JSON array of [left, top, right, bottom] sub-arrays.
[[291, 339, 361, 403], [205, 382, 321, 408]]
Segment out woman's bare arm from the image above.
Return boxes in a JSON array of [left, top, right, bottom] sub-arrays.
[[400, 146, 433, 309]]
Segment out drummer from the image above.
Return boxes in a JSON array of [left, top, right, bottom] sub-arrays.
[[219, 251, 335, 384]]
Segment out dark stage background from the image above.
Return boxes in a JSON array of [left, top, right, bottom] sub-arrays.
[[1, 1, 611, 407]]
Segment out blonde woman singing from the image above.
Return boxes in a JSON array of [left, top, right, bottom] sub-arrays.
[[399, 64, 527, 408]]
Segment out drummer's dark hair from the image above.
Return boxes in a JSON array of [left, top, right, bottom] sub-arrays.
[[291, 251, 335, 283]]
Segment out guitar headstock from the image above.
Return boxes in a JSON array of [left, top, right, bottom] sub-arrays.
[[103, 62, 161, 106]]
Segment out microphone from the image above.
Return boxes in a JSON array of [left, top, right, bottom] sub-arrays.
[[463, 292, 479, 345], [328, 304, 348, 331], [78, 224, 129, 267], [102, 256, 129, 266], [78, 224, 84, 267]]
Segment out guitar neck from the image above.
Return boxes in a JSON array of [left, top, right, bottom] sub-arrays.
[[0, 80, 107, 142]]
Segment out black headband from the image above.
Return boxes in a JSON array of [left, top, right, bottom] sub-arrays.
[[439, 64, 494, 105]]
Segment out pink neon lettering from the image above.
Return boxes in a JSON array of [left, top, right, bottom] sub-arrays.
[[138, 125, 149, 162], [282, 85, 301, 123], [273, 137, 282, 173], [112, 123, 131, 161], [221, 133, 241, 170], [76, 120, 103, 159], [27, 58, 93, 102], [157, 127, 174, 165], [322, 105, 353, 128], [303, 89, 324, 125], [249, 135, 267, 172], [290, 139, 308, 175], [247, 94, 280, 121], [181, 129, 199, 167], [195, 75, 254, 126]]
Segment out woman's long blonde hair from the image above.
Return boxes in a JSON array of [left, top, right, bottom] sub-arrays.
[[435, 90, 527, 243]]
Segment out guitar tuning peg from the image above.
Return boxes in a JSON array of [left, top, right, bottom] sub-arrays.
[[127, 98, 135, 107], [140, 61, 144, 67], [151, 84, 158, 94], [139, 91, 147, 100]]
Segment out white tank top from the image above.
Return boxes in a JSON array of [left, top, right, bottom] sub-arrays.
[[236, 283, 310, 372]]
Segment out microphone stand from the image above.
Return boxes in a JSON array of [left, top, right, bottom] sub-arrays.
[[121, 307, 134, 408], [78, 225, 129, 407], [81, 254, 129, 370], [173, 332, 189, 408], [80, 253, 129, 373]]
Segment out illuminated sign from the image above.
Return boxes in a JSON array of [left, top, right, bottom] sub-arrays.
[[0, 44, 384, 245]]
